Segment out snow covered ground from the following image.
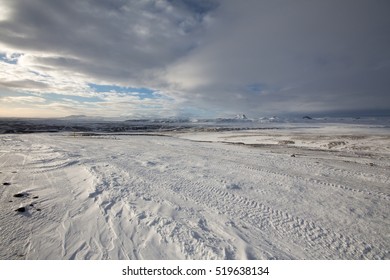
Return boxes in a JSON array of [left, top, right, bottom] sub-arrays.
[[0, 123, 389, 259]]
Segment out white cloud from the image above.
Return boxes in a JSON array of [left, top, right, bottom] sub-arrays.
[[0, 1, 11, 21], [1, 95, 46, 103], [0, 0, 389, 118], [0, 0, 218, 117]]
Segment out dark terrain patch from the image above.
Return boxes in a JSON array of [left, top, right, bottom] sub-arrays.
[[15, 207, 26, 213], [13, 193, 29, 198]]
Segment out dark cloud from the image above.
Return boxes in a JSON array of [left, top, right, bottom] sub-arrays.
[[167, 0, 390, 116], [0, 0, 389, 117]]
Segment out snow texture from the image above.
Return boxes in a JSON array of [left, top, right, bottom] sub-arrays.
[[0, 124, 389, 259]]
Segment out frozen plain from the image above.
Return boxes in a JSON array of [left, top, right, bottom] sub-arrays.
[[0, 123, 389, 260]]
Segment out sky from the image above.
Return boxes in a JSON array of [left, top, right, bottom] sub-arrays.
[[0, 0, 390, 119]]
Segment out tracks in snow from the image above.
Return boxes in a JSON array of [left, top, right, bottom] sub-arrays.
[[103, 137, 389, 259], [236, 163, 390, 201], [2, 134, 388, 260], [162, 173, 387, 259], [87, 164, 237, 260]]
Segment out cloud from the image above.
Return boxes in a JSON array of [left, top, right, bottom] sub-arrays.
[[0, 0, 215, 84], [165, 0, 390, 116], [1, 95, 46, 103], [0, 0, 218, 117], [0, 79, 48, 89], [0, 0, 389, 118]]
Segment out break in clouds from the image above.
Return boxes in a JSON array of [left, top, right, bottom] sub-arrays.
[[0, 0, 390, 118]]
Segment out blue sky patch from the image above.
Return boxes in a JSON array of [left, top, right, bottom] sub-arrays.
[[88, 83, 161, 100], [0, 53, 21, 64]]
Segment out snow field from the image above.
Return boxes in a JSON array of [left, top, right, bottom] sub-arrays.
[[0, 129, 389, 259]]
